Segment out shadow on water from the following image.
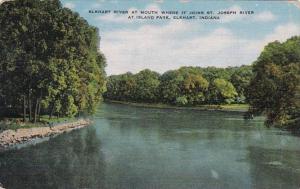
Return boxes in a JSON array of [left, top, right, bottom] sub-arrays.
[[0, 126, 106, 189]]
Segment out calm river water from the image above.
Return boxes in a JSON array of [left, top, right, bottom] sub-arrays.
[[1, 103, 300, 189]]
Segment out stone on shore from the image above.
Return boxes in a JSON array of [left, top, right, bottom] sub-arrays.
[[0, 119, 91, 150]]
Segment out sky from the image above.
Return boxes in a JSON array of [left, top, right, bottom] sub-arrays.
[[60, 0, 300, 75]]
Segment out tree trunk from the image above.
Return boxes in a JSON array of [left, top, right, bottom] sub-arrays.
[[34, 98, 38, 123], [28, 96, 32, 122], [49, 103, 54, 119], [23, 95, 26, 122], [37, 91, 42, 121], [37, 100, 41, 121]]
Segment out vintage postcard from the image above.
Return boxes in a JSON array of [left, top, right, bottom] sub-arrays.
[[0, 0, 299, 188]]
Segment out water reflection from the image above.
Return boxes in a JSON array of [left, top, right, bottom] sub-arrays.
[[0, 127, 105, 189], [0, 103, 300, 189], [248, 146, 300, 189], [96, 103, 300, 189]]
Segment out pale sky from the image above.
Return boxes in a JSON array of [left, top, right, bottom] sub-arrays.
[[60, 0, 300, 75]]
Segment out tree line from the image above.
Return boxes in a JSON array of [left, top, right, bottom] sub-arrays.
[[0, 0, 106, 122], [104, 65, 253, 106], [105, 36, 300, 129]]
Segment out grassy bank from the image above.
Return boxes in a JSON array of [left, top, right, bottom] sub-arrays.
[[0, 116, 78, 133], [105, 100, 249, 112]]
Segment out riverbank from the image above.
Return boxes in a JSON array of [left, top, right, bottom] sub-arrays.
[[0, 119, 91, 151], [105, 100, 249, 112]]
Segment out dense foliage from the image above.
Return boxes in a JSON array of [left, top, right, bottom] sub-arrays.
[[104, 66, 252, 106], [0, 0, 106, 122], [246, 36, 300, 128], [105, 37, 300, 129]]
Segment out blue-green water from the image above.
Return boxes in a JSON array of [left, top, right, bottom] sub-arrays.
[[1, 103, 300, 189]]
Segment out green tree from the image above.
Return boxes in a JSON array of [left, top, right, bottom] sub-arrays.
[[201, 67, 233, 82], [0, 0, 106, 121], [104, 72, 137, 101], [230, 65, 253, 103], [104, 70, 160, 103], [208, 78, 238, 104], [246, 36, 300, 127], [181, 74, 209, 105], [175, 96, 188, 106], [133, 69, 160, 103], [159, 70, 184, 104], [159, 68, 208, 105], [104, 66, 251, 106]]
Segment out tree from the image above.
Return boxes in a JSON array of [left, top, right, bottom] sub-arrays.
[[134, 69, 160, 102], [181, 74, 209, 105], [201, 67, 232, 82], [105, 66, 249, 106], [230, 65, 253, 103], [208, 78, 238, 104], [158, 68, 209, 105], [0, 0, 106, 121], [159, 70, 184, 104], [246, 36, 300, 127], [175, 96, 188, 106], [104, 72, 137, 101]]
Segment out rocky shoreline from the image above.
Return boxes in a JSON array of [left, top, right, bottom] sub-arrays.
[[0, 119, 91, 151]]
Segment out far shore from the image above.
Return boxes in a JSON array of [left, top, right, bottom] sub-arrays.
[[104, 100, 249, 113], [0, 118, 91, 151]]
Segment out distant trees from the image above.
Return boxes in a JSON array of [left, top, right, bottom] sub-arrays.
[[105, 73, 136, 102], [134, 69, 160, 102], [246, 36, 300, 128], [104, 66, 251, 106], [104, 70, 160, 103], [159, 70, 184, 104], [208, 79, 237, 104], [0, 0, 106, 121], [230, 65, 253, 102], [104, 37, 299, 130], [160, 68, 209, 105]]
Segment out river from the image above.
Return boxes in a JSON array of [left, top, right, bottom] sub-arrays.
[[0, 103, 300, 189]]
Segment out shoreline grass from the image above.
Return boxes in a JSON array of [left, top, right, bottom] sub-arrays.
[[0, 116, 78, 132], [104, 100, 249, 112]]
